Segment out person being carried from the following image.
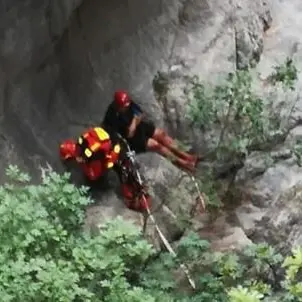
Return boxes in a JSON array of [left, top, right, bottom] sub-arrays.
[[59, 125, 151, 212], [102, 90, 202, 173]]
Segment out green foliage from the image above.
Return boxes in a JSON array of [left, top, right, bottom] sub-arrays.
[[282, 247, 302, 300], [2, 165, 302, 301], [139, 231, 302, 301], [186, 59, 299, 164], [186, 69, 287, 163], [267, 57, 298, 90], [292, 139, 302, 167], [228, 286, 264, 302], [190, 169, 222, 208], [152, 71, 170, 100], [184, 59, 299, 210], [0, 165, 155, 301]]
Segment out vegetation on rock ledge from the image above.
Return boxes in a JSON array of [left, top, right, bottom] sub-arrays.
[[186, 57, 298, 163], [184, 57, 300, 208], [1, 165, 302, 301]]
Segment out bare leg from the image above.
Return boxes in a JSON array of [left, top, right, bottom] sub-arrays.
[[146, 138, 195, 173], [152, 128, 201, 165]]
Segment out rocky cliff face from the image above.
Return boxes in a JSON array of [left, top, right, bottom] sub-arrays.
[[0, 0, 82, 178], [1, 0, 302, 250], [233, 0, 302, 251]]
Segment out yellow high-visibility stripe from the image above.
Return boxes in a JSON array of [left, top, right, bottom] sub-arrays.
[[94, 127, 109, 141], [90, 142, 100, 151], [107, 162, 114, 168], [114, 144, 121, 153], [84, 148, 92, 158]]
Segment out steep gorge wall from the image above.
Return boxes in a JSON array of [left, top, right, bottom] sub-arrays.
[[0, 0, 82, 180], [4, 0, 297, 249], [0, 0, 270, 181], [59, 0, 271, 142]]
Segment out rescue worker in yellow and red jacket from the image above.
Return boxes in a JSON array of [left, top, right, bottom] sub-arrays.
[[59, 126, 121, 181], [59, 126, 151, 212]]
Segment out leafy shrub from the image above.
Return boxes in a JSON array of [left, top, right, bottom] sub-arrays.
[[266, 57, 298, 90], [185, 68, 294, 163], [183, 59, 299, 208], [186, 59, 300, 162], [1, 165, 302, 301], [140, 232, 302, 301], [0, 165, 155, 302]]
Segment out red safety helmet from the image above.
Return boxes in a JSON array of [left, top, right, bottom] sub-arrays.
[[59, 139, 77, 160], [114, 90, 130, 108]]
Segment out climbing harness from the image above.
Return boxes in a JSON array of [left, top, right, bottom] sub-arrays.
[[118, 134, 196, 290]]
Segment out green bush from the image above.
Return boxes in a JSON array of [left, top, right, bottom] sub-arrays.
[[267, 57, 298, 90], [185, 59, 299, 163], [1, 165, 302, 301], [182, 59, 300, 208], [186, 70, 284, 163], [0, 165, 155, 302]]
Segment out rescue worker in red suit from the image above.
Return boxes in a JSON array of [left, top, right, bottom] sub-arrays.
[[103, 90, 202, 173], [59, 126, 151, 212]]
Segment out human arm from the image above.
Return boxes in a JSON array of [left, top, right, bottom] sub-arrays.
[[128, 102, 144, 138]]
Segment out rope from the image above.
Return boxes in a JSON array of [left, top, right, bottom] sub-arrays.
[[59, 125, 198, 289], [190, 174, 206, 213], [141, 195, 196, 289], [118, 135, 196, 289]]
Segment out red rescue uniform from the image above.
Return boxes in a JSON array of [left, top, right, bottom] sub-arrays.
[[60, 126, 151, 212], [59, 127, 120, 181]]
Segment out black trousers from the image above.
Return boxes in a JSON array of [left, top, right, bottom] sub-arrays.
[[127, 121, 156, 153]]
